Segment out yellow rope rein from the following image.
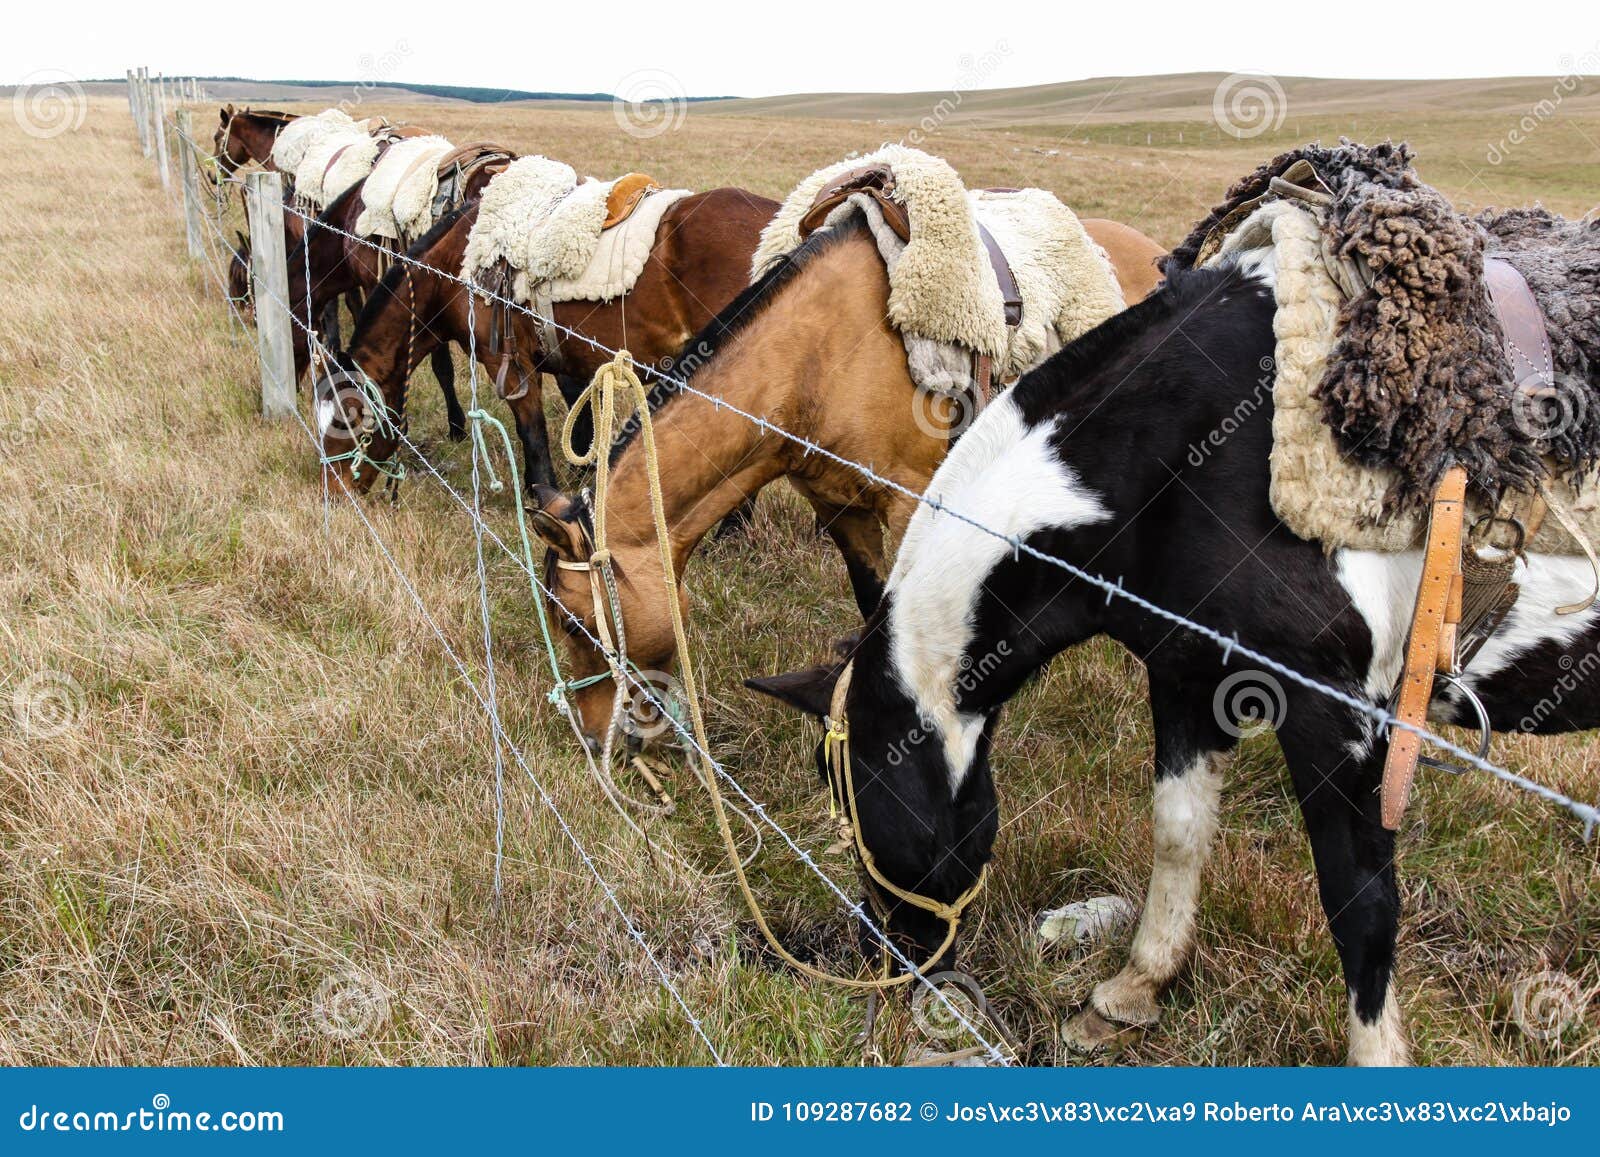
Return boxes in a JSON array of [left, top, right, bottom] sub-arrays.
[[560, 351, 984, 990]]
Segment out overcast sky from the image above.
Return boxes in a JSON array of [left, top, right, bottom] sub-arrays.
[[9, 1, 1599, 94]]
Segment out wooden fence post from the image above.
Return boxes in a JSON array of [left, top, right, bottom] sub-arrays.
[[136, 68, 152, 155], [177, 109, 204, 260], [245, 171, 296, 420], [154, 74, 171, 191], [141, 67, 155, 156]]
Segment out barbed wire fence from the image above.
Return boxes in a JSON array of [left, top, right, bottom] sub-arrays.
[[130, 81, 1598, 1061], [143, 88, 1019, 1067]]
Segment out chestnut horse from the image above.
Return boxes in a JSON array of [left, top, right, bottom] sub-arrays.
[[210, 105, 296, 178], [313, 187, 780, 494], [286, 149, 512, 439], [526, 213, 1166, 743]]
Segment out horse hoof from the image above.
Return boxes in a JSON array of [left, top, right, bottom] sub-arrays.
[[1061, 1006, 1144, 1056]]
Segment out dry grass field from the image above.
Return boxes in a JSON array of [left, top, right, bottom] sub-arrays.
[[0, 87, 1597, 1067]]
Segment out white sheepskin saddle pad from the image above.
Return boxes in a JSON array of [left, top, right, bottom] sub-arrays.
[[461, 158, 690, 304], [269, 109, 358, 180], [355, 135, 456, 242], [294, 128, 381, 210], [752, 145, 1124, 394], [1211, 199, 1600, 554], [545, 186, 690, 303]]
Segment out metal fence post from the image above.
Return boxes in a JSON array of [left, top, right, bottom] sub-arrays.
[[245, 171, 296, 420]]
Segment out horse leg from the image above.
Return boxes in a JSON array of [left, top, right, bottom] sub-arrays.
[[1275, 693, 1407, 1065], [806, 499, 886, 618], [433, 347, 466, 441], [506, 376, 556, 491], [555, 373, 594, 460], [712, 494, 760, 542], [1064, 676, 1235, 1053], [319, 298, 342, 352]]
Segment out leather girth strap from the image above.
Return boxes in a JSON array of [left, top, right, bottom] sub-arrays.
[[1380, 465, 1468, 830]]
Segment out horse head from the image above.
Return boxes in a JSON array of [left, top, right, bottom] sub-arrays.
[[528, 483, 691, 751], [746, 619, 999, 971]]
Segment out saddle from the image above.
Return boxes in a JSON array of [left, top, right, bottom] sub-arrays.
[[604, 173, 662, 230], [488, 173, 669, 397], [1380, 258, 1565, 829], [797, 164, 1023, 406], [430, 142, 517, 224]]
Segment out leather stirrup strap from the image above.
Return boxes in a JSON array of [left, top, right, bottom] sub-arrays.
[[976, 222, 1022, 327], [1380, 465, 1468, 829]]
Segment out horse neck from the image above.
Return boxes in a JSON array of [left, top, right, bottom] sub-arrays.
[[599, 231, 896, 575], [237, 115, 284, 165]]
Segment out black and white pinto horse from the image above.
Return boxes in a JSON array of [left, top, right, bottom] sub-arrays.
[[747, 256, 1600, 1065]]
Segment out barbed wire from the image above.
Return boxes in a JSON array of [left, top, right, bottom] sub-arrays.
[[172, 141, 736, 1065], [151, 107, 1598, 1065], [249, 176, 1600, 833], [242, 254, 1014, 1064]]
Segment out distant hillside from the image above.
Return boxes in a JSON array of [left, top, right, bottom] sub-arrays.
[[73, 77, 733, 106], [695, 71, 1600, 126]]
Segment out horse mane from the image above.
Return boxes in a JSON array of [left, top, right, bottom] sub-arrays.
[[286, 184, 364, 270], [351, 204, 474, 335], [241, 108, 297, 123], [1012, 261, 1254, 417], [607, 215, 876, 465]]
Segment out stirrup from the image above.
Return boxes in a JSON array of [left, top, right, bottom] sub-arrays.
[[1415, 673, 1493, 776]]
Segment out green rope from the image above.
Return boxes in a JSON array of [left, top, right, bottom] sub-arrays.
[[466, 408, 614, 711]]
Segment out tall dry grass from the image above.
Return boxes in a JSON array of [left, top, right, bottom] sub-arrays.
[[0, 96, 1594, 1066]]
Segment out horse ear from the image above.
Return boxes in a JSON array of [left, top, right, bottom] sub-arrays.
[[220, 104, 233, 124], [525, 485, 589, 562], [744, 662, 842, 719]]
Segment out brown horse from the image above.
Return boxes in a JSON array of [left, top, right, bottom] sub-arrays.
[[527, 213, 1166, 743], [313, 186, 780, 493], [210, 105, 296, 178], [286, 147, 513, 440]]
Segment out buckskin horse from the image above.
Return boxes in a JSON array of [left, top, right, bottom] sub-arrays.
[[526, 212, 1165, 745], [313, 186, 781, 493], [743, 253, 1600, 1065]]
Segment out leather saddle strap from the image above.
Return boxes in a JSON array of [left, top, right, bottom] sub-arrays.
[[1484, 257, 1554, 388], [322, 142, 355, 184], [976, 222, 1022, 327], [1380, 465, 1468, 830]]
